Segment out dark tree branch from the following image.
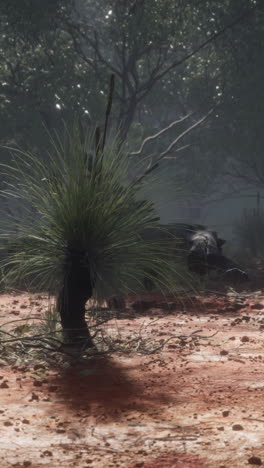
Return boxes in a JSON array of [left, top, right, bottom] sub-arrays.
[[127, 4, 258, 106], [64, 2, 258, 143], [102, 74, 115, 149], [151, 5, 258, 83]]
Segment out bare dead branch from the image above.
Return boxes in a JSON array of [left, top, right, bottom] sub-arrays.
[[157, 108, 214, 160], [67, 22, 122, 78], [128, 113, 191, 157], [163, 144, 190, 159], [134, 108, 214, 185]]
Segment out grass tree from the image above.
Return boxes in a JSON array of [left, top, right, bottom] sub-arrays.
[[0, 124, 190, 348], [0, 73, 211, 349]]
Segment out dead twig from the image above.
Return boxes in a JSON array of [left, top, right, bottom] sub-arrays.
[[132, 434, 198, 446], [227, 357, 245, 364], [242, 417, 264, 423]]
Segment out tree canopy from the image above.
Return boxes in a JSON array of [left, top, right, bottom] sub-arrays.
[[0, 0, 263, 197]]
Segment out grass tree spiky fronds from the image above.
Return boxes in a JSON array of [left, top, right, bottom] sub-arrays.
[[0, 124, 189, 306]]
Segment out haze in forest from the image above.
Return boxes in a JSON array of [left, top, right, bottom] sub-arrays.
[[0, 0, 263, 247]]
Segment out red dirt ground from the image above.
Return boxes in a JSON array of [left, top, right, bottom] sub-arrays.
[[0, 291, 264, 467]]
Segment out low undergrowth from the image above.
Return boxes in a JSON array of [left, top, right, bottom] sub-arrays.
[[0, 297, 213, 369]]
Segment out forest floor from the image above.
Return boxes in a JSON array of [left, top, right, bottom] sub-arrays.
[[0, 285, 264, 468]]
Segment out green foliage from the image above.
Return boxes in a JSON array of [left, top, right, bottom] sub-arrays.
[[0, 1, 104, 148], [0, 0, 263, 198], [0, 0, 70, 40], [0, 124, 188, 298]]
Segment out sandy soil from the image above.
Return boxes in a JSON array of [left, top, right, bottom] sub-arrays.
[[0, 291, 264, 467]]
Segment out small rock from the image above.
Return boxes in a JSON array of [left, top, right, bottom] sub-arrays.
[[4, 421, 13, 426], [29, 392, 39, 401], [23, 462, 32, 467], [33, 380, 43, 387], [242, 315, 251, 322], [222, 410, 230, 417], [229, 303, 244, 311], [251, 304, 263, 310], [241, 336, 250, 343], [56, 428, 66, 434], [42, 450, 53, 457], [248, 456, 262, 465], [22, 419, 30, 424], [0, 381, 9, 389], [220, 350, 229, 356], [48, 385, 58, 392], [232, 424, 244, 431], [135, 463, 145, 468]]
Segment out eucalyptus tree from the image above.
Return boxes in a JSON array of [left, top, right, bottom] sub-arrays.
[[68, 0, 258, 142], [1, 0, 263, 210], [0, 0, 102, 148], [0, 0, 260, 150]]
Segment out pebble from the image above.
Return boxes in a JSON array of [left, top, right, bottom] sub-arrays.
[[241, 336, 250, 343], [232, 424, 243, 431], [248, 456, 262, 465]]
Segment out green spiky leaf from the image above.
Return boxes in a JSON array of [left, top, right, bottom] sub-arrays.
[[0, 124, 190, 299]]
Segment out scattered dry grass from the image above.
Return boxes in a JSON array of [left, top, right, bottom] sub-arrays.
[[0, 298, 217, 369]]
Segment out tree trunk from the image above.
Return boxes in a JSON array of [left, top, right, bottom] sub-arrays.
[[118, 96, 137, 144], [57, 248, 95, 348]]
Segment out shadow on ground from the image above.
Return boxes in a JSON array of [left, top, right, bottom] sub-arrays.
[[46, 356, 176, 422]]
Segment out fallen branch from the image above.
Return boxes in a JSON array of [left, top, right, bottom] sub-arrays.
[[228, 357, 245, 364], [143, 329, 218, 355], [132, 434, 198, 446], [0, 314, 111, 330], [243, 417, 264, 423]]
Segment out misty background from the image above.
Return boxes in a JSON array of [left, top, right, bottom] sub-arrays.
[[0, 0, 264, 248]]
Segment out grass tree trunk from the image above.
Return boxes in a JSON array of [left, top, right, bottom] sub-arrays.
[[57, 248, 94, 348]]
